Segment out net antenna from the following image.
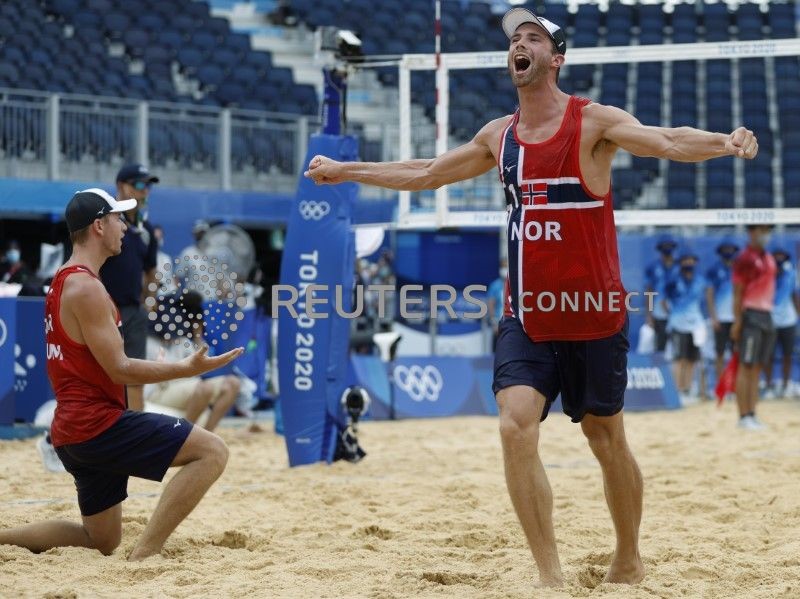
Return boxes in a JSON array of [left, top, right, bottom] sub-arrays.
[[397, 38, 800, 229]]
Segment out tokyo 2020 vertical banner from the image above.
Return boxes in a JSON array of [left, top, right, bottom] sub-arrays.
[[277, 134, 358, 467]]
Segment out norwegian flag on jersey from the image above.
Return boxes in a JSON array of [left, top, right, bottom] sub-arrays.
[[520, 182, 548, 205]]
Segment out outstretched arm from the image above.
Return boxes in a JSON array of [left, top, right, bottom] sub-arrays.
[[594, 104, 758, 162], [304, 118, 503, 191], [65, 275, 243, 385]]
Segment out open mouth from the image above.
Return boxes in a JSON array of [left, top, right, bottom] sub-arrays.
[[513, 54, 531, 73]]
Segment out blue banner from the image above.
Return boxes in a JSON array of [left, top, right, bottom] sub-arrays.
[[0, 298, 16, 424], [277, 134, 359, 467], [13, 298, 52, 423], [350, 352, 680, 420]]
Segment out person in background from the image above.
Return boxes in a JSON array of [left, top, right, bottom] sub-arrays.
[[731, 225, 776, 430], [705, 237, 739, 379], [644, 234, 678, 353], [0, 240, 33, 286], [99, 164, 160, 411], [487, 258, 508, 349], [152, 225, 177, 296], [663, 246, 706, 405], [145, 291, 241, 432], [175, 219, 210, 295], [763, 246, 799, 399]]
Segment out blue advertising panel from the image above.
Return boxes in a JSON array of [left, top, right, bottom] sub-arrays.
[[277, 134, 358, 467], [14, 298, 52, 423], [0, 298, 16, 424], [350, 352, 680, 420]]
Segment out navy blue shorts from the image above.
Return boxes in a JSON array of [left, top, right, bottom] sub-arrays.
[[492, 316, 629, 423], [55, 411, 193, 516]]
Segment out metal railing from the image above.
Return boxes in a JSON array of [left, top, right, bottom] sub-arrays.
[[0, 87, 315, 192]]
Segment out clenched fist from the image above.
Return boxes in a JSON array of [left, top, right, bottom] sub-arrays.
[[726, 127, 758, 159], [304, 155, 345, 185]]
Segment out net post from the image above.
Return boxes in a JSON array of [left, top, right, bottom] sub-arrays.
[[435, 63, 450, 227], [398, 57, 412, 224]]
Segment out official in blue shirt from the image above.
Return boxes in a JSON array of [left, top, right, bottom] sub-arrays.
[[487, 259, 507, 350], [664, 246, 706, 402], [764, 247, 799, 397], [99, 163, 160, 411], [644, 234, 678, 352], [705, 236, 739, 379]]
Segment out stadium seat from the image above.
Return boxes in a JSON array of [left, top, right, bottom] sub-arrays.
[[706, 188, 734, 209], [197, 65, 226, 88], [667, 188, 697, 209], [50, 0, 81, 18], [71, 11, 101, 29], [158, 30, 184, 53], [215, 82, 247, 107], [103, 12, 131, 41]]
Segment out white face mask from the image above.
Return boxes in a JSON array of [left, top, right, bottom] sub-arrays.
[[755, 232, 771, 247], [499, 267, 508, 278], [6, 249, 20, 263]]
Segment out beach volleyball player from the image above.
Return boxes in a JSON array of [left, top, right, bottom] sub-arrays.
[[0, 189, 243, 560], [306, 8, 758, 586]]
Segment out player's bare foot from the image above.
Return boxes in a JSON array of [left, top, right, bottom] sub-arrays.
[[604, 556, 645, 584], [127, 546, 160, 561], [535, 576, 565, 588]]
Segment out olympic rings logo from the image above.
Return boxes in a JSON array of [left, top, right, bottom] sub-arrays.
[[393, 364, 443, 402], [299, 200, 331, 221]]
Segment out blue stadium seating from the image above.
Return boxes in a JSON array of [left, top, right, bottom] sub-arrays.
[[1, 0, 798, 206]]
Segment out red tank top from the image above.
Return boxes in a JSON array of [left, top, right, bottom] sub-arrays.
[[733, 246, 776, 312], [498, 96, 626, 341], [47, 265, 126, 447]]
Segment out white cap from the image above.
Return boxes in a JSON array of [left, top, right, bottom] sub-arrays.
[[502, 8, 567, 55]]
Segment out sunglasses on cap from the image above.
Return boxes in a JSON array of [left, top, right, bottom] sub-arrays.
[[127, 180, 152, 191]]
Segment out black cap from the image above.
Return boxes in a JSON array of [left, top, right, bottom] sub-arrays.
[[502, 8, 567, 55], [65, 188, 138, 234], [116, 163, 160, 184]]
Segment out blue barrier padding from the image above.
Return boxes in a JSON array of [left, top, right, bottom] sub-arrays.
[[13, 298, 51, 423], [350, 352, 682, 420], [0, 298, 17, 424]]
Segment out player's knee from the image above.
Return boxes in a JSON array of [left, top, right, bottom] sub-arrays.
[[196, 380, 213, 399], [498, 410, 539, 449], [226, 375, 241, 395], [203, 433, 229, 473], [91, 528, 122, 556], [581, 422, 620, 459]]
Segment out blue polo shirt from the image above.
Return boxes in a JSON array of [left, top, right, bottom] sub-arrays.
[[100, 218, 158, 307], [705, 259, 735, 323], [665, 271, 707, 333], [644, 258, 678, 320], [487, 277, 505, 322], [773, 260, 798, 328]]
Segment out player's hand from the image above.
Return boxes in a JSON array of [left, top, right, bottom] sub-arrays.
[[730, 320, 741, 342], [726, 127, 758, 159], [184, 344, 244, 376], [304, 155, 345, 185], [711, 317, 720, 332]]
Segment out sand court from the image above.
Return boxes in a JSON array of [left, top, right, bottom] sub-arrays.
[[1, 401, 799, 598]]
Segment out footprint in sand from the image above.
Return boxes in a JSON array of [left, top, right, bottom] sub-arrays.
[[576, 565, 605, 588], [42, 591, 78, 599], [212, 529, 249, 549], [353, 525, 394, 540], [421, 571, 480, 586]]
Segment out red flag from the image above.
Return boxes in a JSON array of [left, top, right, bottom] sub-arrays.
[[715, 352, 739, 407]]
